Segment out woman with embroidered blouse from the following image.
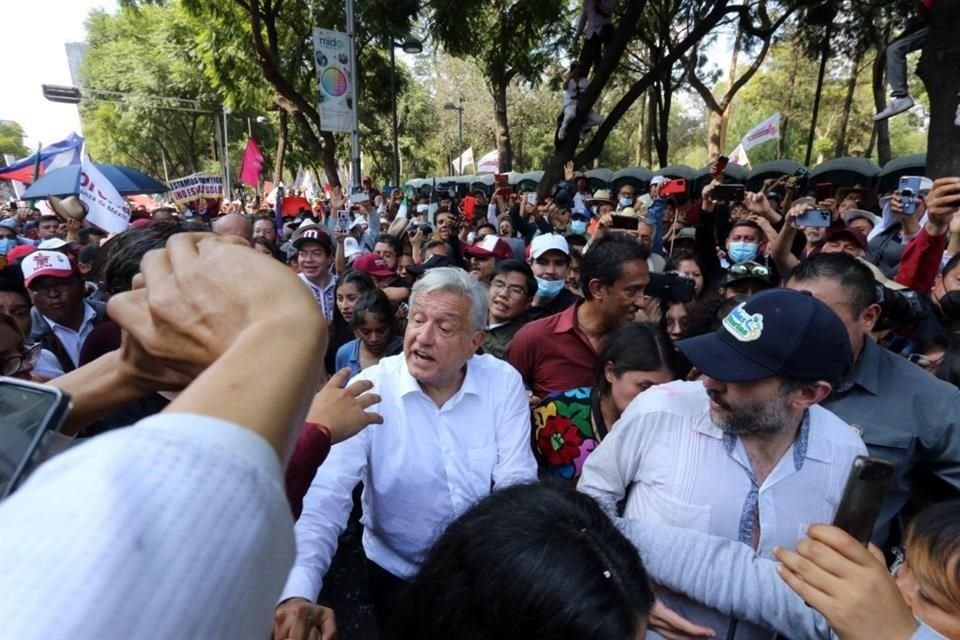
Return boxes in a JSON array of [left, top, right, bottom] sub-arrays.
[[532, 322, 678, 481]]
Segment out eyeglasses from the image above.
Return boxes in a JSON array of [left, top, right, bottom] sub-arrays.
[[29, 280, 74, 297], [727, 263, 770, 278], [1, 343, 41, 376], [490, 279, 529, 298]]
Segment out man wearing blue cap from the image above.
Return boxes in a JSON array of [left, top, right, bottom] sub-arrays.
[[578, 288, 867, 640]]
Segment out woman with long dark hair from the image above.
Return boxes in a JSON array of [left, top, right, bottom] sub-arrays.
[[532, 323, 677, 482]]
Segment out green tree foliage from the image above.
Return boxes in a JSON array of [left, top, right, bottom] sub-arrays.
[[80, 4, 225, 179], [0, 121, 29, 159], [429, 0, 571, 170], [722, 33, 926, 166]]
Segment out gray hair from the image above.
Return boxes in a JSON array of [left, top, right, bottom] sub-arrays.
[[409, 267, 488, 332]]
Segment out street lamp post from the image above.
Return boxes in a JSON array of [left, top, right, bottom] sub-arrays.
[[389, 38, 422, 188], [444, 97, 465, 175]]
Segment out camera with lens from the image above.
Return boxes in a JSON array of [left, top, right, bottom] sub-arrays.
[[875, 285, 925, 332], [408, 223, 433, 237], [646, 271, 696, 304]]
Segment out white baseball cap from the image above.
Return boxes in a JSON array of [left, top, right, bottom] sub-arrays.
[[37, 238, 69, 250], [20, 249, 74, 287], [650, 176, 667, 186], [344, 236, 363, 260], [530, 234, 570, 260]]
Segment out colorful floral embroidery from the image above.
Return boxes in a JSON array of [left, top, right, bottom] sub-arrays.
[[532, 387, 599, 482]]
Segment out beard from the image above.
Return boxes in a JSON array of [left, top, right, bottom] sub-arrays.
[[708, 388, 793, 437]]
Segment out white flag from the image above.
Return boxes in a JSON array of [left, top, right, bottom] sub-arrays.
[[78, 155, 130, 234], [476, 149, 499, 174], [728, 143, 751, 169], [293, 164, 305, 193], [452, 147, 474, 175], [301, 169, 317, 201], [738, 113, 780, 152]]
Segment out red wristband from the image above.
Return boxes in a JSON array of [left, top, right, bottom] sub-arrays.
[[304, 421, 331, 441]]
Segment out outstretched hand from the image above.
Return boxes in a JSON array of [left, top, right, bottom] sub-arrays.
[[307, 368, 383, 444]]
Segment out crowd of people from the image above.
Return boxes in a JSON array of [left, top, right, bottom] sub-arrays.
[[0, 156, 958, 640]]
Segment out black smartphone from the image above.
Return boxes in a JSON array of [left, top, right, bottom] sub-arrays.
[[646, 271, 696, 303], [712, 184, 745, 203], [0, 378, 72, 499], [610, 214, 638, 230], [832, 456, 895, 545], [795, 208, 833, 228]]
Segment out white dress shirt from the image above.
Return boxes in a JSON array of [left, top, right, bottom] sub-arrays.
[[578, 380, 867, 640], [281, 353, 537, 601], [42, 301, 98, 367], [0, 413, 294, 640]]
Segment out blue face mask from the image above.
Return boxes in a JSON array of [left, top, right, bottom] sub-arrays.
[[728, 241, 759, 263], [535, 276, 565, 300], [0, 237, 16, 256], [591, 205, 600, 215], [619, 196, 633, 207], [570, 219, 587, 235]]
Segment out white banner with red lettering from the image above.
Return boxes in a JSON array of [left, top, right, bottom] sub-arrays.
[[78, 155, 130, 233], [736, 113, 780, 152], [476, 149, 499, 173]]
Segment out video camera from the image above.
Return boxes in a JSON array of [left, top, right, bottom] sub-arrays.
[[646, 271, 696, 304], [875, 286, 925, 332]]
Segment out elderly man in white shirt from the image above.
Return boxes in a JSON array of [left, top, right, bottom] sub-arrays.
[[274, 267, 537, 639], [578, 288, 868, 640]]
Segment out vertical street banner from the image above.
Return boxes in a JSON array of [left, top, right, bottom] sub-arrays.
[[312, 28, 353, 133], [78, 155, 130, 234]]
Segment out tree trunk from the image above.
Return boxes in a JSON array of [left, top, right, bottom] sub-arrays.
[[656, 82, 671, 167], [717, 28, 742, 156], [835, 42, 864, 157], [273, 110, 287, 185], [645, 89, 655, 167], [921, 1, 960, 178], [871, 47, 892, 165], [635, 90, 645, 166], [491, 79, 513, 172], [706, 110, 724, 159], [779, 44, 801, 159]]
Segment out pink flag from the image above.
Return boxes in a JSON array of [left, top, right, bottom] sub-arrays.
[[239, 138, 264, 186]]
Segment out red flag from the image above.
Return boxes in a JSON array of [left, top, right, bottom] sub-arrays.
[[238, 138, 264, 186]]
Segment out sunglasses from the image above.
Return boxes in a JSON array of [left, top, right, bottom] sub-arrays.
[[727, 263, 770, 278], [2, 343, 41, 377]]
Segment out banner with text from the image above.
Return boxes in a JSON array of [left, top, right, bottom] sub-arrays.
[[168, 173, 224, 205], [312, 28, 353, 133], [79, 155, 130, 234]]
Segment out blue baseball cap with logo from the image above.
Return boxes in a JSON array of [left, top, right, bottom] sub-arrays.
[[677, 288, 852, 383]]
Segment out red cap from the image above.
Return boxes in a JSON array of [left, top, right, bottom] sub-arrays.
[[825, 227, 868, 253], [353, 252, 395, 278], [464, 235, 513, 261], [5, 244, 36, 265]]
